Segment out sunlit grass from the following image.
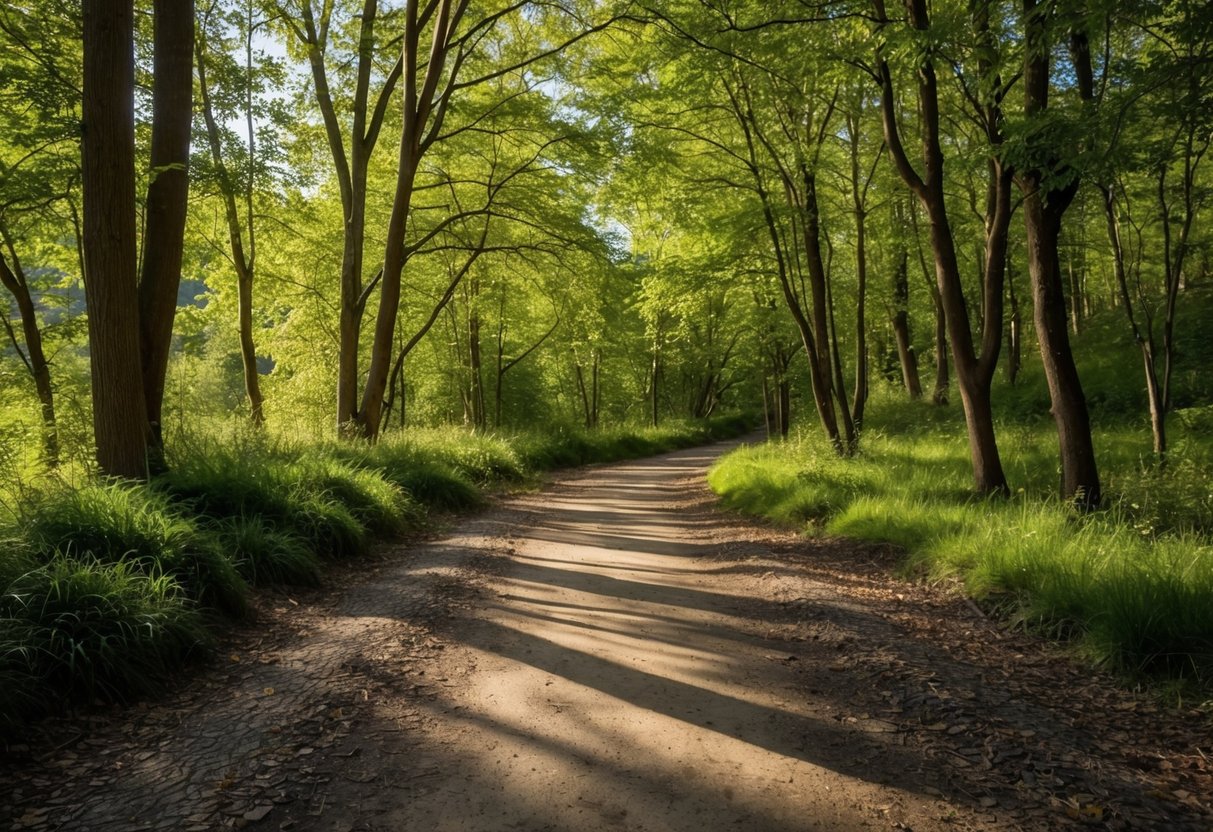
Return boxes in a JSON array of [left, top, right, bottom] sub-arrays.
[[0, 413, 752, 729], [709, 396, 1213, 682]]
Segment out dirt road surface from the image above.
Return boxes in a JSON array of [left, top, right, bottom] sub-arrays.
[[3, 439, 1211, 831]]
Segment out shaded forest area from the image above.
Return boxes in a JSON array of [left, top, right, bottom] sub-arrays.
[[1, 0, 1211, 727]]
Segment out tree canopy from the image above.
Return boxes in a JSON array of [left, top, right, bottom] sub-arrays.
[[0, 0, 1209, 503]]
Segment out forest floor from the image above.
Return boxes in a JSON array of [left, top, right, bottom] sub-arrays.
[[3, 438, 1212, 832]]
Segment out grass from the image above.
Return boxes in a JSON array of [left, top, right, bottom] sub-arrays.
[[0, 414, 752, 730], [709, 395, 1213, 684], [1, 555, 209, 728]]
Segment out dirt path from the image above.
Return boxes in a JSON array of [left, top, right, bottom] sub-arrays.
[[3, 440, 1211, 831]]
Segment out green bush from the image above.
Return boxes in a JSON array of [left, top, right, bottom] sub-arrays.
[[22, 484, 247, 616], [1, 555, 208, 724], [155, 449, 369, 560], [327, 440, 484, 511], [209, 515, 321, 587], [708, 401, 1213, 683]]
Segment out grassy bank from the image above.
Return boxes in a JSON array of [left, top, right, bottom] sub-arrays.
[[709, 399, 1213, 684], [0, 414, 750, 730]]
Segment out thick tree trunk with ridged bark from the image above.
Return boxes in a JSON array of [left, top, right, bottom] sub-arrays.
[[82, 0, 148, 479], [138, 0, 194, 463]]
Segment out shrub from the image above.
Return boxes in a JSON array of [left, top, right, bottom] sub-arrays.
[[1, 556, 208, 724], [22, 484, 247, 616], [154, 449, 369, 560], [208, 515, 321, 587]]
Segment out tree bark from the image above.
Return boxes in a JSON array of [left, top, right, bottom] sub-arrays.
[[0, 237, 58, 464], [1101, 183, 1166, 457], [725, 76, 844, 453], [359, 0, 463, 439], [82, 0, 148, 479], [890, 248, 922, 398], [873, 0, 1009, 493], [283, 0, 404, 432], [197, 18, 264, 426], [1006, 252, 1022, 385], [847, 108, 872, 425], [138, 0, 194, 460], [1019, 0, 1100, 506], [1022, 190, 1100, 504]]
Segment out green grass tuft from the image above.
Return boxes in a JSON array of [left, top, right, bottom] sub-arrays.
[[154, 448, 369, 561], [1, 555, 209, 725], [21, 484, 248, 616], [208, 515, 322, 587], [709, 396, 1213, 684]]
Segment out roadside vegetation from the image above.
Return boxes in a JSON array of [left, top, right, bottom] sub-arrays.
[[710, 296, 1213, 687], [2, 0, 1210, 733], [0, 415, 750, 730]]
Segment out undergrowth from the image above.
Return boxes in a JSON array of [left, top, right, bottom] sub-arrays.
[[0, 414, 750, 730], [709, 397, 1213, 685]]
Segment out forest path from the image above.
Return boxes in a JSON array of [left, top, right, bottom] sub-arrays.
[[4, 440, 1210, 831]]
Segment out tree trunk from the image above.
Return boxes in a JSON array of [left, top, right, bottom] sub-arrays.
[[802, 170, 841, 426], [197, 24, 264, 426], [359, 0, 459, 440], [890, 249, 922, 398], [0, 239, 58, 464], [1019, 0, 1100, 506], [237, 268, 264, 424], [575, 358, 591, 429], [852, 221, 868, 427], [874, 0, 1009, 493], [287, 0, 404, 432], [1023, 192, 1100, 504], [848, 108, 871, 426], [1101, 183, 1166, 458], [138, 0, 193, 461], [778, 378, 790, 438], [82, 0, 149, 479], [825, 259, 857, 451], [590, 348, 599, 428], [650, 340, 660, 428], [467, 279, 485, 428], [1006, 253, 1022, 384], [1067, 249, 1083, 335], [931, 291, 949, 406]]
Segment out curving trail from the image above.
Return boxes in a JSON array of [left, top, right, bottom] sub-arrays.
[[3, 439, 1209, 831]]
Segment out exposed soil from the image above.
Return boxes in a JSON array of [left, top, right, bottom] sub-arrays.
[[3, 438, 1211, 831]]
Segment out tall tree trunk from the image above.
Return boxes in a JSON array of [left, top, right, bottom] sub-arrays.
[[575, 358, 591, 429], [1023, 192, 1100, 504], [726, 76, 844, 453], [0, 237, 58, 464], [1006, 252, 1022, 385], [467, 277, 485, 428], [825, 256, 857, 450], [82, 0, 148, 479], [1101, 184, 1166, 457], [931, 288, 950, 405], [287, 0, 404, 432], [590, 348, 599, 428], [650, 336, 660, 428], [1019, 0, 1100, 506], [236, 267, 264, 424], [1067, 248, 1083, 335], [359, 0, 460, 439], [197, 22, 264, 426], [138, 0, 194, 461], [851, 212, 868, 426], [890, 248, 922, 398], [847, 108, 873, 425], [873, 0, 1009, 493]]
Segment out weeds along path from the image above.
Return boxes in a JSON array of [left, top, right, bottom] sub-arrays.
[[3, 440, 1210, 831]]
